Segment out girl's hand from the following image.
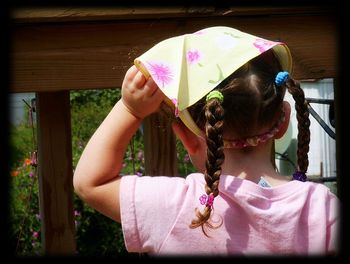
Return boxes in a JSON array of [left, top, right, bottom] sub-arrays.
[[121, 65, 164, 119]]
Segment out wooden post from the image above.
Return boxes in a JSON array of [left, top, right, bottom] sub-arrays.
[[36, 91, 76, 255], [143, 110, 178, 176]]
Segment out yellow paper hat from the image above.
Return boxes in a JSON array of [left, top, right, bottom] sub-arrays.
[[134, 26, 292, 136]]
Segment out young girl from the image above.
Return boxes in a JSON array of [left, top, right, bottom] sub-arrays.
[[73, 27, 339, 255]]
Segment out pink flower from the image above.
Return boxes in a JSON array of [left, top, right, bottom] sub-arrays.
[[146, 61, 174, 88], [253, 38, 277, 53], [31, 151, 38, 167], [186, 49, 202, 65], [74, 210, 81, 217], [32, 231, 39, 238], [183, 153, 190, 163], [137, 150, 144, 161]]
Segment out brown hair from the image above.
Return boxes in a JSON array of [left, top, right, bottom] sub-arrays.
[[188, 50, 310, 234]]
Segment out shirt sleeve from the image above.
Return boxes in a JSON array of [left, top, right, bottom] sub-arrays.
[[120, 175, 188, 253]]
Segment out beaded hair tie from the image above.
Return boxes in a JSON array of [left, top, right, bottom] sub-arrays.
[[223, 110, 285, 148], [199, 193, 215, 208]]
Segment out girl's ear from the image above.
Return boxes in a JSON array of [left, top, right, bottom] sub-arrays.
[[171, 120, 201, 155], [275, 101, 291, 139]]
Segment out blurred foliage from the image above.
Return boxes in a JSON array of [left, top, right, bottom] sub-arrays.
[[9, 121, 34, 168], [70, 89, 121, 168], [9, 159, 41, 256]]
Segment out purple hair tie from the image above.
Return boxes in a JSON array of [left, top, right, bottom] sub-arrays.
[[293, 171, 307, 182], [275, 71, 289, 86]]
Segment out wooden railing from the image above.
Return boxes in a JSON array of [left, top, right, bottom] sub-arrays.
[[10, 6, 339, 255]]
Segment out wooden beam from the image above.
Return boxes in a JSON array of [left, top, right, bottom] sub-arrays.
[[36, 91, 76, 255], [143, 109, 178, 176], [11, 12, 338, 92], [11, 6, 330, 23]]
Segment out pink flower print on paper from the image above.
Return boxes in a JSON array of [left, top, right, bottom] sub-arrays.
[[186, 49, 202, 65], [146, 61, 174, 88], [193, 30, 205, 35], [253, 38, 277, 53]]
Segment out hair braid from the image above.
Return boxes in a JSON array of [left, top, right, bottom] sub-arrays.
[[286, 78, 311, 175], [190, 97, 224, 235]]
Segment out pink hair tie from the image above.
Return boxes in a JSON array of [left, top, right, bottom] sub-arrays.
[[199, 193, 215, 208], [223, 110, 285, 149]]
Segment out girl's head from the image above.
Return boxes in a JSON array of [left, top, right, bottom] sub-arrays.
[[187, 49, 310, 234]]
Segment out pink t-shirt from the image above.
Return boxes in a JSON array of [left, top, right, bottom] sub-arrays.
[[120, 173, 339, 256]]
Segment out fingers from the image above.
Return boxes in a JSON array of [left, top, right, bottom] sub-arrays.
[[133, 70, 147, 88], [143, 77, 159, 96], [151, 86, 165, 105], [125, 65, 159, 94], [124, 65, 138, 82], [122, 65, 164, 116], [123, 65, 146, 89], [143, 77, 164, 104]]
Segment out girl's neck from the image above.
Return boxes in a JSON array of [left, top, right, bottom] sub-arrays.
[[221, 141, 290, 186]]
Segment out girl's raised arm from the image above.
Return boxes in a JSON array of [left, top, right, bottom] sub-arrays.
[[73, 66, 163, 222]]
